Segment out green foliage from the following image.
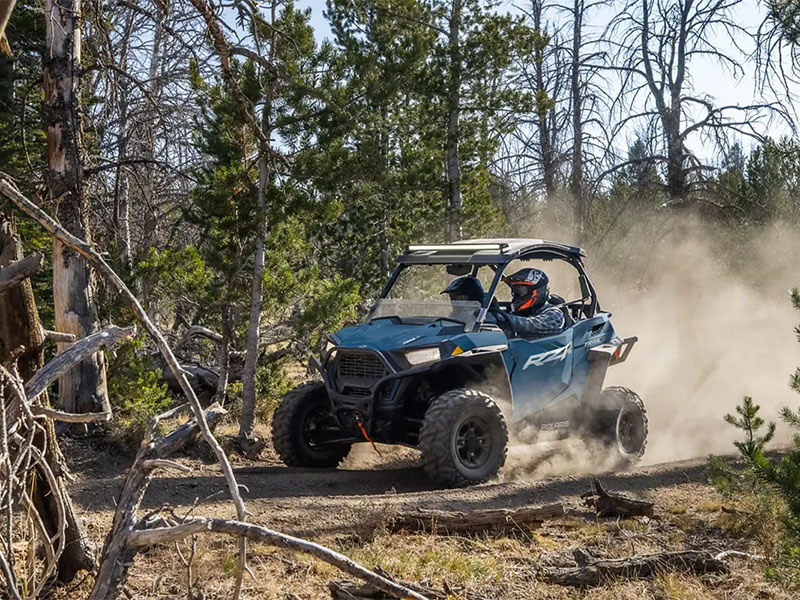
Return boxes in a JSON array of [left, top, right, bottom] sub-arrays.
[[255, 361, 294, 421], [770, 0, 800, 43], [712, 292, 800, 588], [106, 337, 173, 450], [134, 246, 212, 316], [723, 397, 776, 461]]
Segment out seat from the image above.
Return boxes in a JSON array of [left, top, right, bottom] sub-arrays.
[[548, 294, 575, 328]]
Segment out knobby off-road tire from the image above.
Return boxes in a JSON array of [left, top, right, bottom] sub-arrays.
[[419, 388, 508, 488], [588, 386, 648, 468], [271, 381, 351, 468]]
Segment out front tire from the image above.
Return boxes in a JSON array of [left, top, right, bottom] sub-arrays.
[[419, 389, 508, 487], [271, 381, 351, 468]]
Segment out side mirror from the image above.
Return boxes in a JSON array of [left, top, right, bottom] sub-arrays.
[[446, 264, 471, 276]]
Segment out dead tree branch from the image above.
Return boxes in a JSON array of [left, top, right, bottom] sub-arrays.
[[125, 519, 428, 600], [0, 177, 251, 596], [0, 178, 426, 600], [0, 254, 42, 294], [41, 330, 76, 344], [25, 326, 136, 401], [581, 478, 654, 518]]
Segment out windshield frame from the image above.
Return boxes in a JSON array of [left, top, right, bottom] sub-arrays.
[[378, 249, 599, 331]]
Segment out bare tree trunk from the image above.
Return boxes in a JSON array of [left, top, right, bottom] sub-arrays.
[[570, 0, 584, 243], [114, 11, 135, 271], [239, 6, 276, 444], [44, 0, 109, 415], [0, 217, 95, 583], [446, 0, 463, 242], [0, 0, 16, 57], [639, 0, 687, 206], [665, 121, 687, 204], [239, 151, 268, 442], [140, 0, 166, 260], [215, 301, 233, 404], [532, 1, 557, 216]]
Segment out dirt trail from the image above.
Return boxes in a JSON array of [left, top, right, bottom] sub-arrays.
[[69, 440, 713, 540]]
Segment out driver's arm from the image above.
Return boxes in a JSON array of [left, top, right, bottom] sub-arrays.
[[507, 307, 565, 338]]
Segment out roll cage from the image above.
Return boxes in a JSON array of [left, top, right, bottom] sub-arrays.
[[379, 239, 600, 332]]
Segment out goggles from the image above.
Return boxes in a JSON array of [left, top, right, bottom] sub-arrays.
[[509, 283, 536, 298]]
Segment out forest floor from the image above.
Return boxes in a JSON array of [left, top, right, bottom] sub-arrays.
[[56, 425, 792, 600]]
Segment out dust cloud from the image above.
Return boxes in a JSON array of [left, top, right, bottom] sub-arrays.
[[599, 221, 800, 464], [507, 218, 800, 478]]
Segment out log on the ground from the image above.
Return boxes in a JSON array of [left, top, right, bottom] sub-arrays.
[[388, 502, 564, 535], [330, 566, 487, 600], [0, 252, 42, 293], [330, 581, 443, 600], [581, 478, 654, 518], [24, 326, 135, 401], [542, 549, 729, 587]]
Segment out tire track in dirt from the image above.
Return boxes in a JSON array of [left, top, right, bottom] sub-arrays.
[[69, 442, 713, 539]]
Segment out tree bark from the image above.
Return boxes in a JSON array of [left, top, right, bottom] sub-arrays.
[[542, 549, 728, 587], [446, 0, 463, 242], [0, 217, 95, 583], [570, 0, 585, 243], [388, 502, 564, 535], [581, 478, 654, 518], [215, 301, 233, 404], [0, 0, 16, 57], [44, 0, 109, 415], [0, 253, 43, 293]]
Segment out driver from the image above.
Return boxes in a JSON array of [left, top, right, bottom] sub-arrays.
[[502, 268, 564, 338], [441, 276, 485, 303]]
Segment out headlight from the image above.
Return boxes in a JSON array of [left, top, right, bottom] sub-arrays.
[[403, 347, 440, 366], [325, 340, 336, 354]]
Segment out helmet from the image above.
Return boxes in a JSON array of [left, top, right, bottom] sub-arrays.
[[441, 276, 485, 303], [503, 268, 549, 314]]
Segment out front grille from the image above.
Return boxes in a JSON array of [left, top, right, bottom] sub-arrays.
[[342, 386, 372, 398], [336, 352, 387, 382]]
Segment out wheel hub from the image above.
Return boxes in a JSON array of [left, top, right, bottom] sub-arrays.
[[302, 408, 329, 449], [455, 418, 491, 469], [618, 410, 645, 454]]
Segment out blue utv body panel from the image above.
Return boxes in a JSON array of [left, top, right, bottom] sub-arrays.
[[327, 311, 615, 424]]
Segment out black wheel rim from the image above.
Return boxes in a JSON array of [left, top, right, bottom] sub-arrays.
[[454, 417, 491, 469], [302, 408, 329, 449], [617, 407, 645, 454]]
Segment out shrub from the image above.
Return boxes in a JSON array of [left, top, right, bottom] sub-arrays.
[[106, 337, 174, 450], [710, 287, 800, 588]]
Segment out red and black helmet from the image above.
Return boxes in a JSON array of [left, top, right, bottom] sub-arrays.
[[503, 268, 549, 314]]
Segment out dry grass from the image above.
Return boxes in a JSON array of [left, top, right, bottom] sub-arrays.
[[46, 442, 797, 600]]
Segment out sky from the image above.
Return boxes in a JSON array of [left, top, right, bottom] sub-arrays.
[[294, 0, 795, 161]]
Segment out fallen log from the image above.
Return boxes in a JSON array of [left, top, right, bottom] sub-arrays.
[[388, 502, 564, 535], [581, 478, 654, 518], [0, 252, 42, 293], [542, 549, 729, 587], [330, 566, 487, 600]]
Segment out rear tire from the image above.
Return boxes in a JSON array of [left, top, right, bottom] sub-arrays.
[[585, 386, 648, 467], [271, 381, 351, 468], [419, 389, 508, 487]]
